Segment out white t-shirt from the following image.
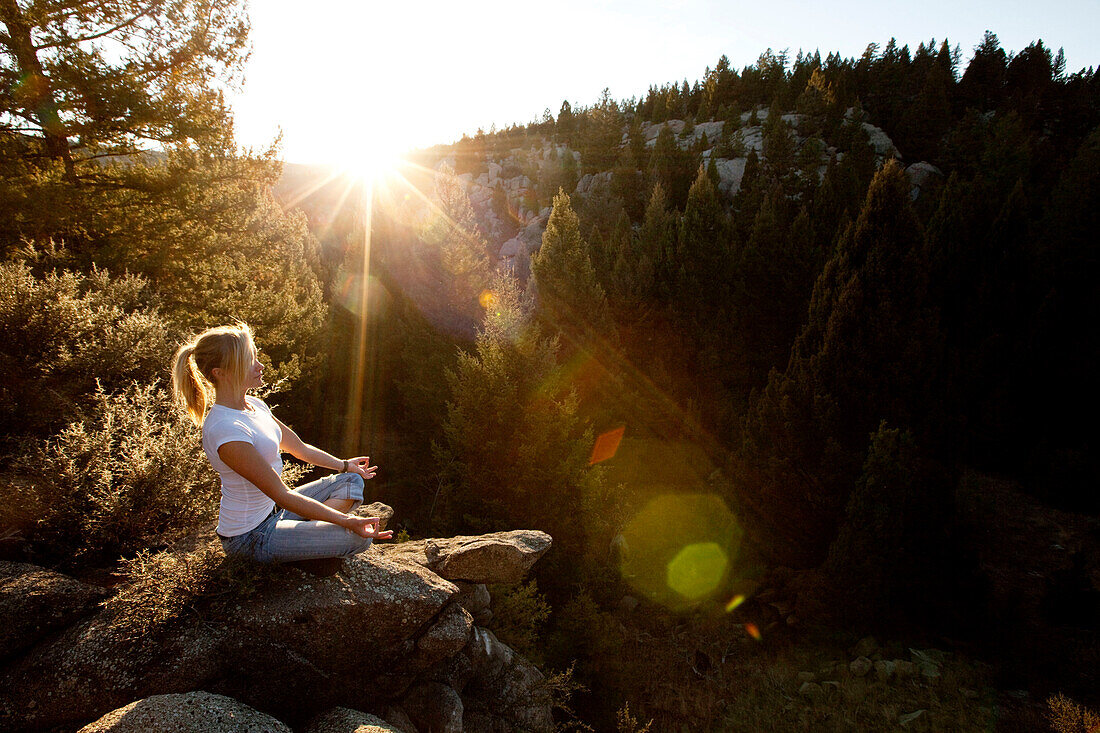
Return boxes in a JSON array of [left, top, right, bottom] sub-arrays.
[[202, 395, 283, 537]]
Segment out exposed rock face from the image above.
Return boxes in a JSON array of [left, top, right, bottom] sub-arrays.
[[76, 691, 291, 733], [0, 561, 106, 659], [381, 531, 552, 584], [0, 519, 554, 733]]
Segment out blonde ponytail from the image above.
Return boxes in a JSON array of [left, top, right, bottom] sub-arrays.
[[170, 322, 256, 427], [171, 341, 209, 426]]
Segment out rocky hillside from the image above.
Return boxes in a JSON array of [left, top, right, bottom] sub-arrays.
[[433, 108, 926, 280], [0, 507, 555, 733]]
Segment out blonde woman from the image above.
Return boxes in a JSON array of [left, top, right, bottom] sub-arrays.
[[171, 323, 392, 562]]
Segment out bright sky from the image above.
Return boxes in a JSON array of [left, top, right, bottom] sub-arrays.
[[230, 0, 1100, 165]]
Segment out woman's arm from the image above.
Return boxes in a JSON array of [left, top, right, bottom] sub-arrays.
[[273, 416, 377, 481], [217, 441, 390, 539]]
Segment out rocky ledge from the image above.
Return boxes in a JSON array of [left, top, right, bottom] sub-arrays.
[[0, 509, 554, 733]]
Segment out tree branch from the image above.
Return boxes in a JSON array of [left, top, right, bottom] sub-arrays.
[[33, 0, 165, 50]]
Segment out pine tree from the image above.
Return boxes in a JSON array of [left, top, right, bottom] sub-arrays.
[[737, 160, 939, 566], [0, 0, 249, 180], [435, 272, 596, 557], [531, 190, 616, 343], [762, 96, 796, 181], [638, 182, 677, 299], [674, 166, 729, 319], [649, 124, 696, 209]]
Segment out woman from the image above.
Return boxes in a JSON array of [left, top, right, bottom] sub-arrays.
[[171, 323, 392, 562]]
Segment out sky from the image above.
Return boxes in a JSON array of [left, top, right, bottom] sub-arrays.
[[229, 0, 1100, 165]]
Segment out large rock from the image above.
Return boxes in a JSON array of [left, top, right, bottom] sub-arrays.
[[905, 161, 943, 201], [0, 549, 458, 731], [860, 122, 897, 157], [713, 158, 747, 195], [76, 691, 290, 733], [462, 628, 552, 732], [416, 603, 474, 665], [0, 561, 106, 660], [304, 706, 406, 733], [402, 682, 463, 733], [381, 531, 551, 584], [453, 582, 492, 625]]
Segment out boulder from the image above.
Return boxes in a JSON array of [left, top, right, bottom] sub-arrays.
[[874, 659, 896, 681], [416, 603, 474, 665], [849, 656, 873, 677], [861, 122, 898, 157], [380, 705, 418, 733], [905, 162, 943, 201], [853, 636, 880, 658], [453, 582, 492, 625], [894, 660, 917, 679], [910, 648, 943, 679], [798, 682, 824, 702], [381, 531, 551, 584], [304, 706, 406, 733], [462, 628, 552, 732], [0, 550, 458, 730], [402, 682, 463, 733], [76, 691, 290, 733], [0, 561, 106, 660], [713, 158, 747, 195]]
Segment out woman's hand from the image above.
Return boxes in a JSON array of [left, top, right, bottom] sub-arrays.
[[345, 456, 378, 480], [343, 515, 393, 540]]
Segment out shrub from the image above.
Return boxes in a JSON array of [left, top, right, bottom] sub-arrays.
[[0, 259, 176, 444], [487, 579, 551, 662], [1047, 694, 1100, 733], [5, 382, 218, 568], [103, 538, 283, 639]]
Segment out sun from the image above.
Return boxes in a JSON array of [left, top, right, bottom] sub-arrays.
[[340, 138, 406, 183]]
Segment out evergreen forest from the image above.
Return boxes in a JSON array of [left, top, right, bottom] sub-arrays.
[[1, 2, 1099, 727]]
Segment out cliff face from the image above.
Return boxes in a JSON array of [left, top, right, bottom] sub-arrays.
[[0, 512, 554, 733]]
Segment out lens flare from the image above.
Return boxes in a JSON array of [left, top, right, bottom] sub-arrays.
[[589, 425, 626, 465], [725, 594, 746, 613], [745, 623, 762, 641], [666, 542, 728, 600], [620, 494, 743, 610], [334, 271, 391, 318]]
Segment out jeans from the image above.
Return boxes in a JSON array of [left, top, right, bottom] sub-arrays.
[[219, 472, 371, 563]]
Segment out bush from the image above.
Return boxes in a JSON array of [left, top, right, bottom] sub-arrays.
[[1047, 694, 1100, 733], [487, 579, 551, 662], [4, 382, 218, 568], [0, 259, 176, 444], [103, 538, 283, 639]]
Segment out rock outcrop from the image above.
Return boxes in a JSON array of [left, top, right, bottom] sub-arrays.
[[381, 530, 552, 584], [0, 510, 555, 733]]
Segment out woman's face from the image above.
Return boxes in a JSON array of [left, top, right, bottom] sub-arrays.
[[246, 349, 264, 390]]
